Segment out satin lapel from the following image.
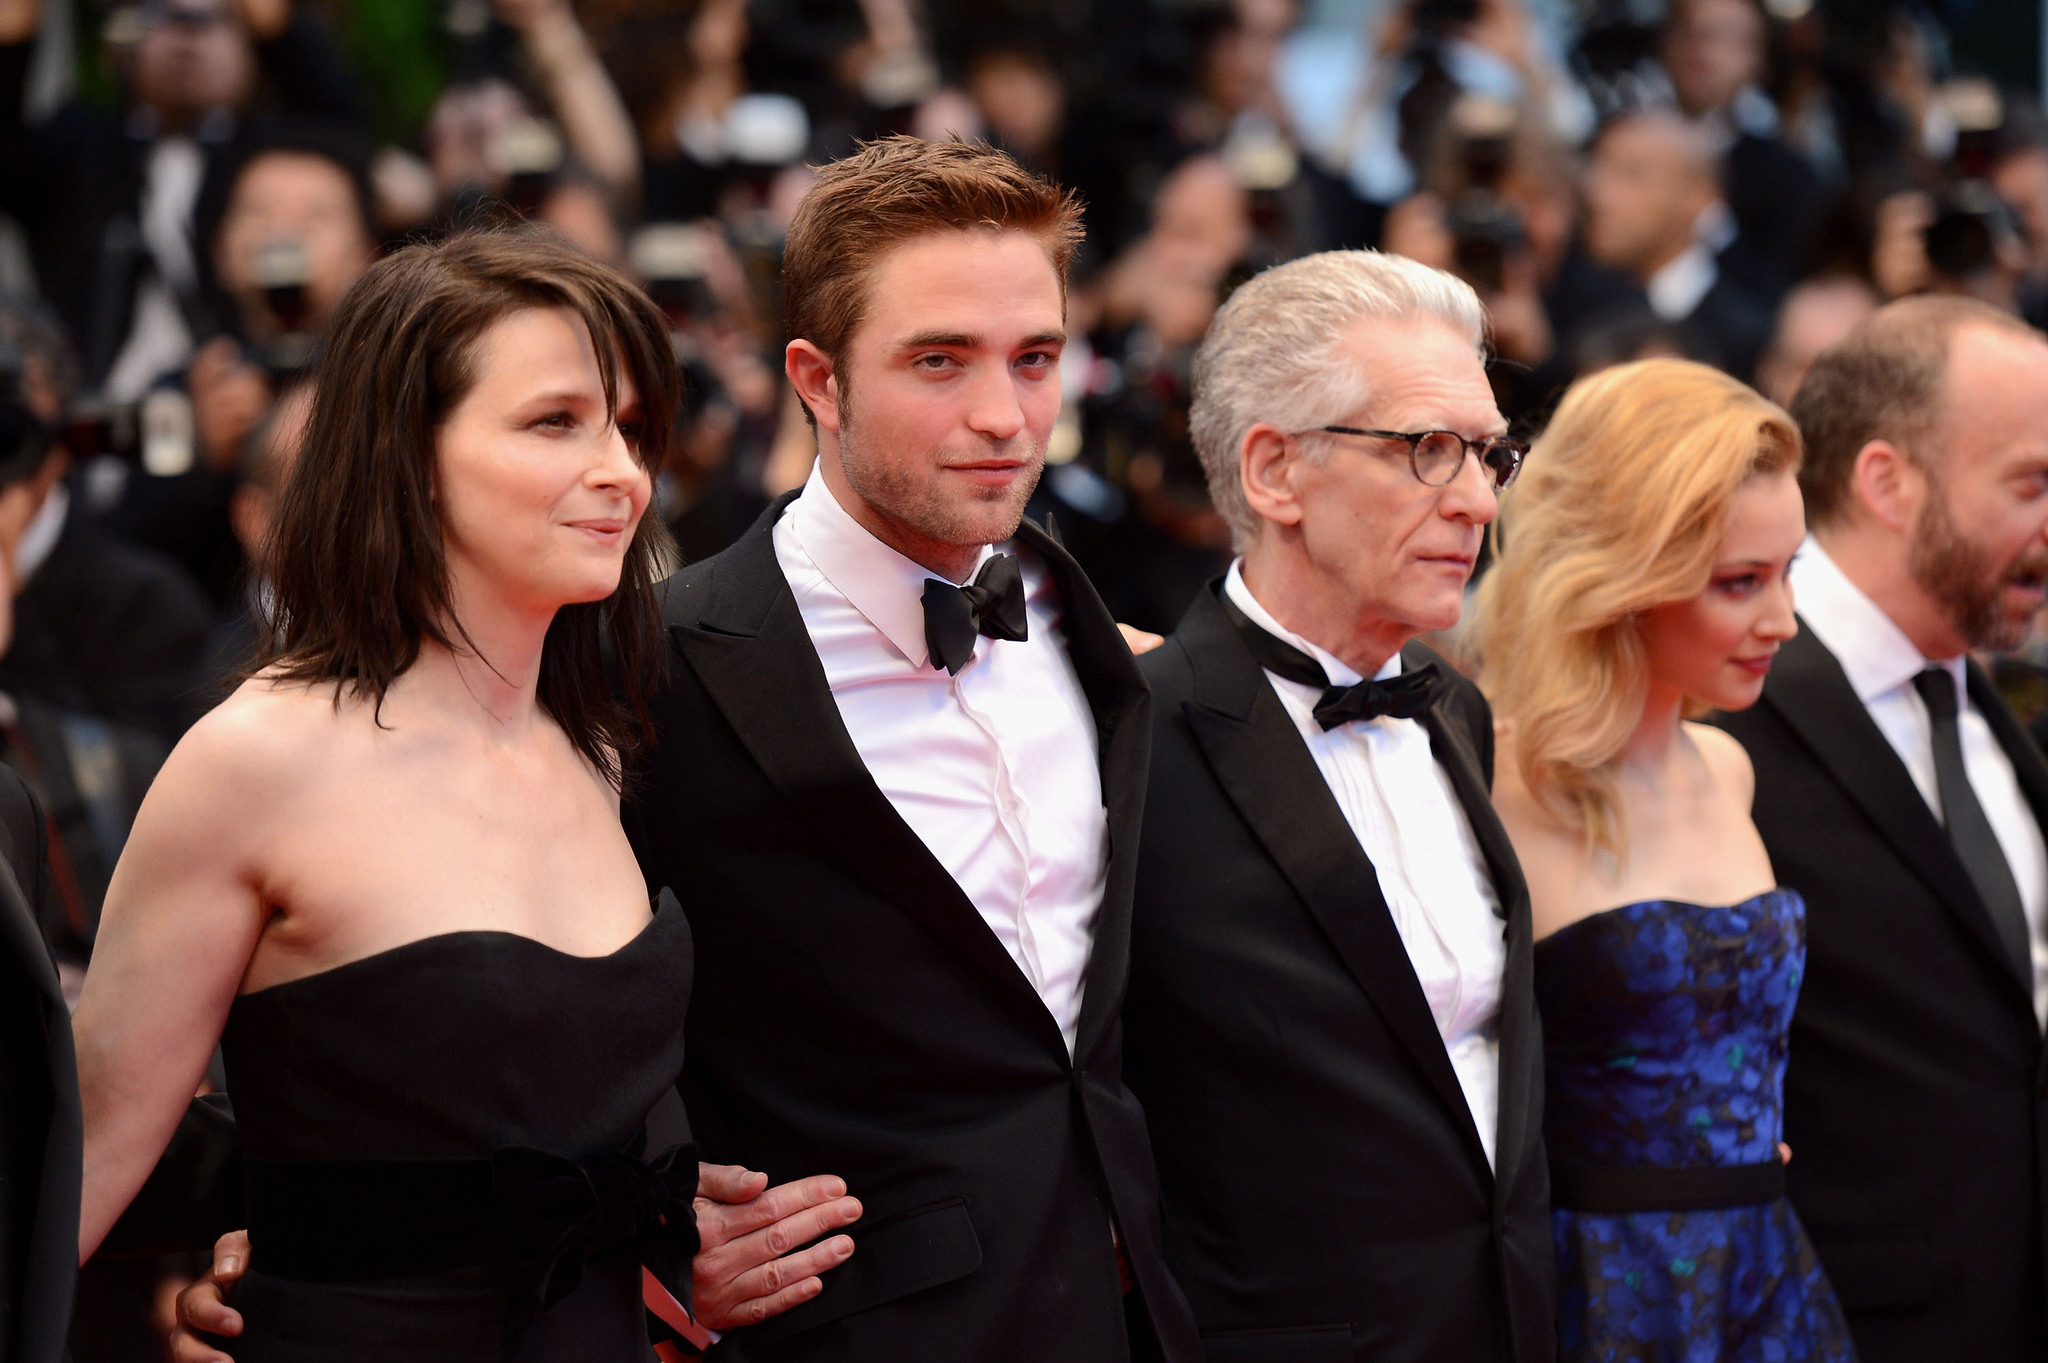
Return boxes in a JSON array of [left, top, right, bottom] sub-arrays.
[[1014, 519, 1151, 1063], [1408, 643, 1534, 1195], [1178, 594, 1492, 1169], [1763, 625, 2028, 994], [670, 505, 1065, 1051]]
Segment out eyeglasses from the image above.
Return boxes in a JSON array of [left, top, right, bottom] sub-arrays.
[[1315, 426, 1528, 490]]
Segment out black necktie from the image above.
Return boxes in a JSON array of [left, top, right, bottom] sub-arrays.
[[922, 553, 1028, 675], [1913, 667, 2033, 974], [1219, 589, 1440, 729]]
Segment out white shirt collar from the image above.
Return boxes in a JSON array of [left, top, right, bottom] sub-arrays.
[[1791, 535, 1963, 701], [1223, 557, 1401, 686], [1646, 237, 1720, 321], [16, 484, 67, 583], [789, 460, 994, 671]]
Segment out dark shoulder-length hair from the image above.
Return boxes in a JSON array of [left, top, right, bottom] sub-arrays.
[[258, 225, 680, 785]]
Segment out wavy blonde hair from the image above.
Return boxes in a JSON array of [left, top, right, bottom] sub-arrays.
[[1469, 358, 1801, 856]]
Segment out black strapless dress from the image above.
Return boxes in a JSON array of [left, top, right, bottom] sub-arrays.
[[215, 890, 693, 1362]]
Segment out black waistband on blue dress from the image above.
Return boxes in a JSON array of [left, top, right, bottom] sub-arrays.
[[242, 1140, 699, 1359], [1549, 1160, 1786, 1213]]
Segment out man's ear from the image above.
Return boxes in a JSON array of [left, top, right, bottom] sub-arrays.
[[784, 340, 841, 435], [1240, 424, 1303, 530], [1850, 439, 1921, 533]]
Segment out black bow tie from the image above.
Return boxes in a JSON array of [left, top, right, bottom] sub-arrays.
[[1218, 587, 1440, 729], [923, 552, 1029, 675]]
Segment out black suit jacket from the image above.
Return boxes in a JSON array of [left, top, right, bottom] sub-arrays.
[[1123, 588, 1554, 1363], [0, 500, 213, 747], [623, 496, 1200, 1363], [1715, 623, 2048, 1361], [0, 766, 78, 1363], [1722, 133, 1825, 299]]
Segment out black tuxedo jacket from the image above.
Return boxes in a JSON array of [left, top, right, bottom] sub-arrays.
[[1715, 624, 2048, 1361], [1122, 588, 1554, 1363], [0, 766, 78, 1363], [623, 495, 1199, 1363]]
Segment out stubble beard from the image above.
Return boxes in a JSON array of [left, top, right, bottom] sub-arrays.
[[836, 405, 1047, 555], [1908, 484, 2048, 652]]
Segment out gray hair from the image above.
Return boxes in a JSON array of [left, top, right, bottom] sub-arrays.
[[1190, 250, 1486, 550]]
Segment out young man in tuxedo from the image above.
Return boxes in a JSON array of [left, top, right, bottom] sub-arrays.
[[1715, 298, 2048, 1361], [623, 136, 1198, 1363], [1120, 250, 1553, 1362]]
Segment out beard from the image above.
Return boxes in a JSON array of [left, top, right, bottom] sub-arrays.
[[1908, 485, 2048, 651], [836, 404, 1046, 556]]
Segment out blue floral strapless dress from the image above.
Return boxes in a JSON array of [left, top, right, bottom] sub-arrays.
[[1534, 889, 1855, 1363]]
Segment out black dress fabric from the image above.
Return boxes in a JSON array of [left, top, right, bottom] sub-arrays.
[[216, 890, 692, 1362]]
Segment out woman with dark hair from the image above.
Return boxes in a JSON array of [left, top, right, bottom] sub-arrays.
[[70, 227, 701, 1360]]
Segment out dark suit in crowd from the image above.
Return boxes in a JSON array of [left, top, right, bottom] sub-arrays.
[[1722, 132, 1826, 301], [1717, 625, 2048, 1360], [1122, 588, 1554, 1363], [0, 764, 78, 1363], [1, 498, 213, 747], [624, 496, 1199, 1363]]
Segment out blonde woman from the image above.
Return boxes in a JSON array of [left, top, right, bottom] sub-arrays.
[[1471, 358, 1853, 1360]]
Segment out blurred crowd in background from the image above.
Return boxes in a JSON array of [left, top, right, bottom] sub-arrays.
[[0, 0, 2041, 1350]]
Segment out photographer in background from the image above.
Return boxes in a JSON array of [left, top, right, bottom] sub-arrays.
[[1382, 94, 1601, 421], [1661, 0, 1824, 300], [1861, 81, 2048, 342], [1276, 0, 1592, 218], [0, 0, 365, 402], [424, 0, 640, 223], [89, 130, 374, 610], [1569, 107, 1775, 380], [1063, 153, 1252, 633], [0, 302, 207, 777], [201, 376, 305, 689], [209, 133, 375, 380], [627, 221, 780, 561]]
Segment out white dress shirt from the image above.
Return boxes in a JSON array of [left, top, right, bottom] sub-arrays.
[[105, 134, 203, 403], [1225, 562, 1507, 1165], [773, 463, 1108, 1056], [1792, 538, 2048, 1025]]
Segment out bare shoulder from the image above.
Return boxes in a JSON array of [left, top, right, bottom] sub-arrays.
[[1687, 722, 1756, 806], [153, 676, 355, 817]]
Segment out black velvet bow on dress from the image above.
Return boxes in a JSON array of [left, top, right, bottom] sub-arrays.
[[492, 1141, 699, 1359]]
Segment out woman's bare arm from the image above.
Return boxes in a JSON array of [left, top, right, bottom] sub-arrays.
[[74, 695, 290, 1260]]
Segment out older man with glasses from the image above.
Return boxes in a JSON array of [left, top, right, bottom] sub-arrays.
[[1120, 250, 1553, 1363]]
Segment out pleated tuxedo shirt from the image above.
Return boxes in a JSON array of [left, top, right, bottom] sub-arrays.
[[772, 464, 1108, 1056], [1223, 561, 1507, 1164]]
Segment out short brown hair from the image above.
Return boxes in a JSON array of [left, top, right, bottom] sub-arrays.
[[260, 225, 680, 784], [780, 135, 1083, 421], [1793, 296, 2041, 528]]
